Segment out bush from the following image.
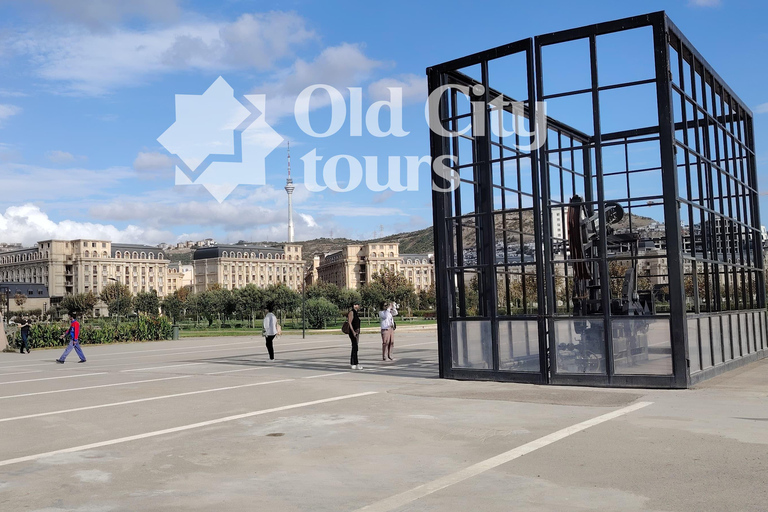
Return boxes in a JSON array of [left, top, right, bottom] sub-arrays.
[[411, 309, 437, 318], [302, 297, 339, 329], [10, 316, 173, 349]]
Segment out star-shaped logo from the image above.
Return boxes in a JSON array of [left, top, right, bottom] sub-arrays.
[[158, 76, 284, 202]]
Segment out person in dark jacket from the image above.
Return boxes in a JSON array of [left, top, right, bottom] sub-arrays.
[[19, 316, 31, 354], [56, 314, 86, 364], [346, 303, 362, 370]]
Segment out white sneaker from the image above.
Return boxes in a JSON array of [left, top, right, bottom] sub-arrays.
[[357, 365, 364, 370], [350, 365, 357, 370]]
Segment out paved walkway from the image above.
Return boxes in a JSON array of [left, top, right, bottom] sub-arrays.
[[0, 332, 766, 511]]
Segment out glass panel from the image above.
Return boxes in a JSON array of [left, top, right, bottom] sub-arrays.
[[739, 313, 749, 356], [728, 314, 737, 358], [687, 317, 701, 374], [712, 314, 723, 365], [713, 315, 729, 363], [612, 318, 673, 375], [451, 321, 492, 369], [498, 320, 539, 372], [736, 314, 745, 356], [700, 316, 713, 369], [553, 319, 607, 374]]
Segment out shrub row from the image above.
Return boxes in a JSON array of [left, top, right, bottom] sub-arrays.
[[10, 316, 173, 349]]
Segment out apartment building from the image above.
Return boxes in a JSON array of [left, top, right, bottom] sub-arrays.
[[0, 239, 172, 315], [167, 262, 194, 293], [316, 242, 434, 291], [192, 244, 305, 293]]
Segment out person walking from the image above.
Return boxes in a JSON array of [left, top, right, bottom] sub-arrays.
[[262, 304, 278, 361], [18, 316, 31, 354], [379, 302, 398, 361], [56, 314, 86, 364], [347, 303, 362, 370]]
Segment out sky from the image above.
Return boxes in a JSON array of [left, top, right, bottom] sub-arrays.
[[0, 0, 766, 247]]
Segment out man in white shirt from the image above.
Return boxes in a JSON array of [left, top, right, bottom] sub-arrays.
[[379, 302, 398, 361]]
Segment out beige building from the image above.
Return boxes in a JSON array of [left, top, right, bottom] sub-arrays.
[[317, 243, 400, 290], [192, 244, 305, 293], [0, 239, 172, 316], [316, 243, 435, 291], [167, 262, 194, 293], [0, 282, 50, 315]]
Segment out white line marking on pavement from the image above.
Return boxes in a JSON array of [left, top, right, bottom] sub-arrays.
[[0, 376, 192, 400], [0, 370, 43, 377], [303, 372, 349, 379], [0, 378, 294, 424], [0, 373, 107, 386], [205, 367, 272, 375], [121, 363, 207, 373], [0, 336, 376, 370], [355, 401, 653, 512], [0, 391, 378, 467]]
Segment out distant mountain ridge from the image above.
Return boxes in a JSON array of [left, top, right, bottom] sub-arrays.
[[165, 212, 657, 264]]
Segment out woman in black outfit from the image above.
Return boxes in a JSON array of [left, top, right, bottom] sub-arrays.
[[347, 303, 362, 370]]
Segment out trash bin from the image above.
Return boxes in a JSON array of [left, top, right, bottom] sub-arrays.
[[172, 325, 180, 340]]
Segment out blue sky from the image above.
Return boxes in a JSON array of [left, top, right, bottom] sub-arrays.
[[0, 0, 766, 246]]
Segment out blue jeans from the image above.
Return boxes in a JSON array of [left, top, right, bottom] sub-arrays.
[[20, 331, 29, 353], [59, 339, 86, 362]]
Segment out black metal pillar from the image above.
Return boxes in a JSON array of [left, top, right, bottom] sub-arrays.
[[653, 16, 689, 388], [427, 67, 455, 378]]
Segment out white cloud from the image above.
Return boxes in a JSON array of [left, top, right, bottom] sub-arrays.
[[368, 74, 427, 105], [755, 103, 768, 114], [0, 204, 173, 246], [254, 43, 385, 121], [133, 151, 175, 172], [0, 104, 21, 124], [299, 213, 318, 228], [26, 0, 182, 28], [45, 150, 84, 164], [0, 162, 132, 203], [0, 90, 28, 98], [372, 190, 395, 204], [688, 0, 721, 6], [7, 12, 315, 95]]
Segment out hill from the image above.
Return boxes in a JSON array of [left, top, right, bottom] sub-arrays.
[[163, 211, 658, 262]]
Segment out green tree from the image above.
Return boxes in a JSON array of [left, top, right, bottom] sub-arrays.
[[263, 283, 300, 315], [235, 284, 264, 326], [161, 293, 185, 323], [371, 269, 418, 309], [14, 292, 27, 313], [100, 282, 133, 318], [418, 283, 436, 310], [302, 297, 340, 329], [134, 290, 160, 317], [337, 288, 362, 310], [306, 282, 342, 305], [360, 282, 387, 312], [60, 292, 99, 319], [194, 290, 217, 326]]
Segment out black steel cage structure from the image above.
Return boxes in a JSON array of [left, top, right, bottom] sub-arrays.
[[427, 11, 765, 388]]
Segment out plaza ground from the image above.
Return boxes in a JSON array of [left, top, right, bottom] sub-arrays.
[[0, 328, 766, 511]]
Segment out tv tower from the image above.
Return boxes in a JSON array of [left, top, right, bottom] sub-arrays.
[[285, 142, 295, 243]]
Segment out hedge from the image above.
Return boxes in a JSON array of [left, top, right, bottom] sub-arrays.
[[9, 316, 173, 350]]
